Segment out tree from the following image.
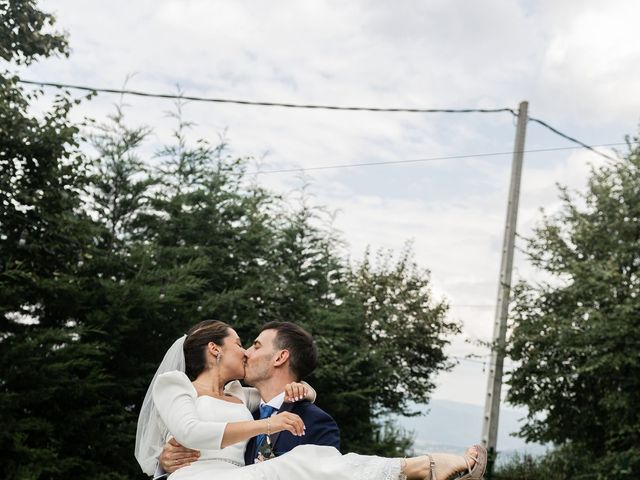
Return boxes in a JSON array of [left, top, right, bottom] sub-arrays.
[[507, 136, 640, 478], [259, 197, 457, 453], [0, 2, 127, 477], [1, 3, 461, 475], [0, 0, 68, 65]]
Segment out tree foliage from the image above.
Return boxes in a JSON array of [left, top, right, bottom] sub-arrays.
[[0, 2, 459, 478], [506, 137, 640, 478]]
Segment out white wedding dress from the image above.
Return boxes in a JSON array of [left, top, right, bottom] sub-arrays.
[[153, 371, 403, 480]]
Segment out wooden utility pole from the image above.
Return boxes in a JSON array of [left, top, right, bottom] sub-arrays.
[[481, 101, 528, 477]]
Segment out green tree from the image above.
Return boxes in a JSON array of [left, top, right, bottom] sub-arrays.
[[507, 136, 640, 478], [0, 3, 462, 475], [258, 197, 457, 454], [0, 0, 68, 64], [0, 3, 130, 476], [329, 245, 455, 454], [143, 100, 281, 334]]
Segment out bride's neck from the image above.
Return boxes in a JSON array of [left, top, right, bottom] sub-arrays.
[[193, 369, 229, 395]]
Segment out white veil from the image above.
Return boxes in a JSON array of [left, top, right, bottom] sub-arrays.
[[135, 335, 186, 475]]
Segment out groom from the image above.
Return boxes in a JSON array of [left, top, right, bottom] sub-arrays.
[[157, 321, 340, 476]]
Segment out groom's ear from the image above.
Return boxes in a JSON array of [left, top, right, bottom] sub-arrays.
[[273, 349, 290, 367]]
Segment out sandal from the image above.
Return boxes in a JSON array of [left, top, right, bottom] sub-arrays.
[[423, 445, 487, 480], [458, 444, 487, 480]]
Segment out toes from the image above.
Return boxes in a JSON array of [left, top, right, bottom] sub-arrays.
[[464, 448, 478, 469]]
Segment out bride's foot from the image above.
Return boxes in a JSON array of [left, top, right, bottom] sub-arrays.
[[404, 445, 485, 480]]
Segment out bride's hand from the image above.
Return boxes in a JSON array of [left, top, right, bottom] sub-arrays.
[[268, 412, 306, 436], [284, 382, 308, 402]]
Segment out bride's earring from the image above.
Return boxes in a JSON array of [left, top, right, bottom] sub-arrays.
[[216, 354, 222, 365]]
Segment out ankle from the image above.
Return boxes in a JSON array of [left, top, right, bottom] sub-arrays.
[[402, 456, 431, 480]]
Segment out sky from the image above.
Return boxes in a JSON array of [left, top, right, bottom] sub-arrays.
[[15, 0, 640, 440]]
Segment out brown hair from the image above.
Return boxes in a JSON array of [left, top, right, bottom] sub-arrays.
[[184, 320, 231, 380], [260, 321, 317, 380]]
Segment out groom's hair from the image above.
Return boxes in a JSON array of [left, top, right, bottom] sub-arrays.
[[261, 321, 317, 381]]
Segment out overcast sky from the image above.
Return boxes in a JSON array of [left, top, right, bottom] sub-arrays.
[[18, 0, 640, 431]]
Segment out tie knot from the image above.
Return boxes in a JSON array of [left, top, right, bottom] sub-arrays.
[[259, 404, 276, 419]]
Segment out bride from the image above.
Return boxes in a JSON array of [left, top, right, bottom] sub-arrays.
[[135, 320, 487, 480]]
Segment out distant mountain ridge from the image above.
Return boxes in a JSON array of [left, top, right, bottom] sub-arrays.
[[388, 399, 548, 459]]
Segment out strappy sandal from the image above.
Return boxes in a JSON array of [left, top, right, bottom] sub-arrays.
[[458, 444, 487, 480], [423, 445, 487, 480]]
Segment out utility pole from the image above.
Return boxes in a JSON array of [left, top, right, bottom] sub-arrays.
[[481, 101, 528, 478]]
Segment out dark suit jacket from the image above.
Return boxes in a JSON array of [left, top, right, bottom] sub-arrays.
[[244, 401, 340, 465]]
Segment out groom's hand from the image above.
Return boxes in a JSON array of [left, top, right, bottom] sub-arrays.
[[159, 438, 200, 473]]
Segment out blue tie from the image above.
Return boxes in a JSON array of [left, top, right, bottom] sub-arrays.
[[256, 404, 277, 447]]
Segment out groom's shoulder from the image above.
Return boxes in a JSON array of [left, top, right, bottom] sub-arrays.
[[293, 401, 338, 425], [291, 401, 340, 449]]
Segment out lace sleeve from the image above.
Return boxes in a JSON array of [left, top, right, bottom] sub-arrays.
[[153, 371, 227, 450]]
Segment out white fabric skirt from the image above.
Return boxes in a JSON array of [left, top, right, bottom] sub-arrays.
[[169, 445, 402, 480]]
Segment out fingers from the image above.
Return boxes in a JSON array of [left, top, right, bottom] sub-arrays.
[[172, 450, 201, 461], [270, 412, 305, 436], [284, 382, 308, 402], [280, 412, 305, 436], [167, 439, 199, 456], [161, 439, 200, 472], [162, 459, 192, 473], [162, 453, 199, 473], [284, 383, 295, 402]]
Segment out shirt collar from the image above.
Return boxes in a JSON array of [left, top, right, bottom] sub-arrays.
[[260, 391, 285, 410]]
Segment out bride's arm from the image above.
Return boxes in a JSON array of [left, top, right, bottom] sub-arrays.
[[153, 372, 305, 450], [233, 381, 317, 413]]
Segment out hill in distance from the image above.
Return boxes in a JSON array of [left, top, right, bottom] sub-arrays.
[[388, 399, 549, 461]]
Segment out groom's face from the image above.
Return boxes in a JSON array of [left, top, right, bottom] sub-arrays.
[[243, 329, 278, 386]]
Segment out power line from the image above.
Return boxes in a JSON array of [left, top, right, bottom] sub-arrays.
[[17, 79, 517, 115], [450, 355, 518, 368], [529, 116, 618, 161], [20, 78, 625, 164], [451, 304, 496, 308], [451, 356, 487, 365], [249, 142, 628, 175]]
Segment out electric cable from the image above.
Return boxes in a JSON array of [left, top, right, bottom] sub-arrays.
[[18, 78, 626, 168], [528, 116, 618, 161], [249, 143, 628, 175], [16, 79, 517, 115]]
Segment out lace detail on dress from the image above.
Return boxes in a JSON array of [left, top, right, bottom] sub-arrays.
[[342, 453, 403, 480]]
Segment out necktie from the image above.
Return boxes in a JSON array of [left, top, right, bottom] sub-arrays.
[[256, 404, 277, 447]]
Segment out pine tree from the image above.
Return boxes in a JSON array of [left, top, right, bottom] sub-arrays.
[[1, 5, 462, 475], [0, 3, 122, 477]]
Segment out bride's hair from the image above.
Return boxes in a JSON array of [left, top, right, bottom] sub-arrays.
[[184, 319, 231, 380]]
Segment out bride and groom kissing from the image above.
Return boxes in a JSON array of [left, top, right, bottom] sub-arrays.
[[135, 320, 487, 480], [156, 321, 340, 476]]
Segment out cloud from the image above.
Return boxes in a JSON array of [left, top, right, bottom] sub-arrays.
[[28, 0, 640, 405], [530, 0, 640, 124]]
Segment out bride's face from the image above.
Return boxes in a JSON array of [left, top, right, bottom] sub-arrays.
[[219, 329, 247, 379]]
